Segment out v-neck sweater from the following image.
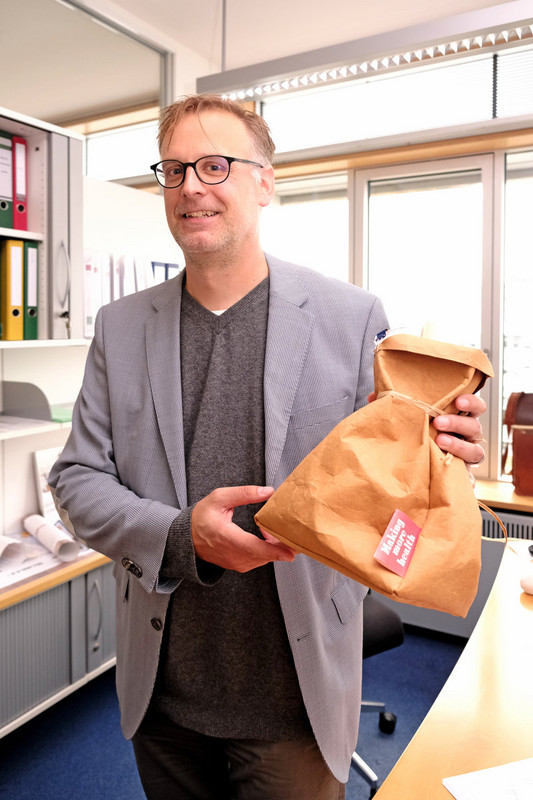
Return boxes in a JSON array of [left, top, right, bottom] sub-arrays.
[[153, 278, 311, 740]]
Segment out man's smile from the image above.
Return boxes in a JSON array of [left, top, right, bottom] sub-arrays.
[[182, 211, 219, 218]]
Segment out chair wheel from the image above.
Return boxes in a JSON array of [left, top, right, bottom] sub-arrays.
[[379, 711, 397, 734]]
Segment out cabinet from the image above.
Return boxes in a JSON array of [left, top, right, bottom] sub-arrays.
[[0, 557, 116, 737]]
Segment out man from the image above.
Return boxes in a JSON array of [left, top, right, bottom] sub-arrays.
[[49, 94, 486, 800]]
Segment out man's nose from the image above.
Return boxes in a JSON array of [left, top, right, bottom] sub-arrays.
[[181, 164, 206, 193]]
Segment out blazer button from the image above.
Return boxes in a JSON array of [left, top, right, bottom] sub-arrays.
[[121, 558, 143, 579], [151, 618, 163, 631]]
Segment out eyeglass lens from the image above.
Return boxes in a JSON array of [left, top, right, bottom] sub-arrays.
[[157, 156, 231, 187]]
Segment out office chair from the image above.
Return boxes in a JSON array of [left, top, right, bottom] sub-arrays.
[[351, 591, 405, 798]]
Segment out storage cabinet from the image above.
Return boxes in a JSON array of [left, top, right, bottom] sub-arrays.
[[0, 560, 116, 737]]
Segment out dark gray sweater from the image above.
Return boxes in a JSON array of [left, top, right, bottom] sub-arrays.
[[153, 278, 311, 740]]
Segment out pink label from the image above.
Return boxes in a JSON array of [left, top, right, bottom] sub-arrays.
[[374, 509, 421, 577]]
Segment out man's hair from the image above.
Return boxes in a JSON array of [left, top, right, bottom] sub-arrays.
[[157, 94, 276, 165]]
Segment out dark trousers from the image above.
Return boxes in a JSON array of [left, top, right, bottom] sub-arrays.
[[132, 710, 345, 800]]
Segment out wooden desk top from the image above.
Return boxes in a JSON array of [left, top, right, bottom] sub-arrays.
[[475, 479, 533, 514], [374, 541, 533, 798], [0, 551, 111, 612]]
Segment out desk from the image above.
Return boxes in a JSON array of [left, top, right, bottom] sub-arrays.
[[475, 479, 533, 514], [374, 541, 533, 798], [0, 550, 110, 611]]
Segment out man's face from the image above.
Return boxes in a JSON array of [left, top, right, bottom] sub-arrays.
[[160, 110, 274, 260]]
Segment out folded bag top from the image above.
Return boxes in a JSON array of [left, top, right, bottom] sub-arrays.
[[374, 333, 493, 412], [256, 335, 494, 617]]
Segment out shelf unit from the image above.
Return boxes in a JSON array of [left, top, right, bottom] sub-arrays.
[[0, 105, 84, 341], [0, 226, 43, 242], [0, 107, 88, 535], [0, 108, 116, 737]]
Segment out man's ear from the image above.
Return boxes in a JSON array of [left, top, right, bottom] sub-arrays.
[[258, 165, 275, 208]]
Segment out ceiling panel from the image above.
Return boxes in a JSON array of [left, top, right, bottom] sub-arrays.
[[0, 0, 519, 125], [1, 0, 161, 124]]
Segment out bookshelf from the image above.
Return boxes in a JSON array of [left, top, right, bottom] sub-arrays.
[[0, 104, 84, 340], [0, 227, 43, 242], [0, 106, 88, 535], [0, 107, 116, 737]]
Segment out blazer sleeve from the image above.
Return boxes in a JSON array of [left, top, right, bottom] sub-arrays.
[[48, 308, 188, 596]]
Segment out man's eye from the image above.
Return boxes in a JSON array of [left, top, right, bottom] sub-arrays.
[[166, 165, 183, 177], [201, 158, 229, 174]]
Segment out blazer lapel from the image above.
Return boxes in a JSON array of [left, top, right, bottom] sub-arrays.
[[144, 259, 314, 500], [264, 256, 314, 486], [146, 272, 188, 509]]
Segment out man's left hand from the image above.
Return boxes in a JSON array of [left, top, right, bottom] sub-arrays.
[[431, 393, 486, 467]]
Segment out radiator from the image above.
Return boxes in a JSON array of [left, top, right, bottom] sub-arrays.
[[481, 509, 533, 540]]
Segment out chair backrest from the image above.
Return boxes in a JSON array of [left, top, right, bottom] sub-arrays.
[[362, 592, 405, 659]]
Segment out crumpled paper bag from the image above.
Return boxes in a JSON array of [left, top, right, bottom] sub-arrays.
[[255, 334, 494, 617]]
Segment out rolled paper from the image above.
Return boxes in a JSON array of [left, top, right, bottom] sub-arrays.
[[23, 514, 80, 562]]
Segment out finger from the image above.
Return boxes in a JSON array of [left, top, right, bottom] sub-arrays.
[[454, 393, 487, 417], [367, 391, 377, 403], [210, 485, 275, 510], [259, 527, 298, 556], [433, 413, 483, 443], [211, 523, 295, 571], [435, 433, 486, 465]]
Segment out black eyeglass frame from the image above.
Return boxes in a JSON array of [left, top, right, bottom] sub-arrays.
[[150, 155, 265, 188]]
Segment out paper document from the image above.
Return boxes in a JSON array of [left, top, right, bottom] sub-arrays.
[[24, 514, 80, 562], [0, 534, 26, 568], [33, 445, 64, 517], [0, 528, 91, 591], [443, 758, 533, 800]]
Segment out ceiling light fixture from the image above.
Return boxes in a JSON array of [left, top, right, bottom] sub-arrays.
[[221, 25, 533, 103]]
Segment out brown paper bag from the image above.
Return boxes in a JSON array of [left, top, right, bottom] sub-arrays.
[[255, 334, 494, 617]]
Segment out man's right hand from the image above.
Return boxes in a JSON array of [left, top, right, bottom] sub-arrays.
[[191, 485, 296, 573]]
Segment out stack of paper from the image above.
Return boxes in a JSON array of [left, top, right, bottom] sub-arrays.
[[443, 758, 533, 799]]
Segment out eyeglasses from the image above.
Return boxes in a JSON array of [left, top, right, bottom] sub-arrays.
[[150, 155, 264, 188]]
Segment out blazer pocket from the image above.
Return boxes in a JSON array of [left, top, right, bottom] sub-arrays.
[[285, 396, 352, 462], [288, 396, 352, 431], [331, 578, 367, 625]]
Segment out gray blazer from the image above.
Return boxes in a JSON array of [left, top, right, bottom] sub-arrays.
[[49, 254, 387, 782]]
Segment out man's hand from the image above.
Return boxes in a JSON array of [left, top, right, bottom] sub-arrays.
[[368, 391, 487, 468], [191, 485, 295, 573], [432, 394, 486, 467]]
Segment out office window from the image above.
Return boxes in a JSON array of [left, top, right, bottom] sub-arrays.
[[261, 44, 533, 154], [260, 173, 349, 282], [354, 156, 493, 476], [263, 58, 493, 152], [502, 151, 533, 469], [497, 48, 533, 117], [85, 121, 159, 182], [355, 158, 492, 346]]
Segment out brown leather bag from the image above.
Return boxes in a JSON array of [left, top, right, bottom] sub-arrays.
[[502, 392, 533, 496]]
